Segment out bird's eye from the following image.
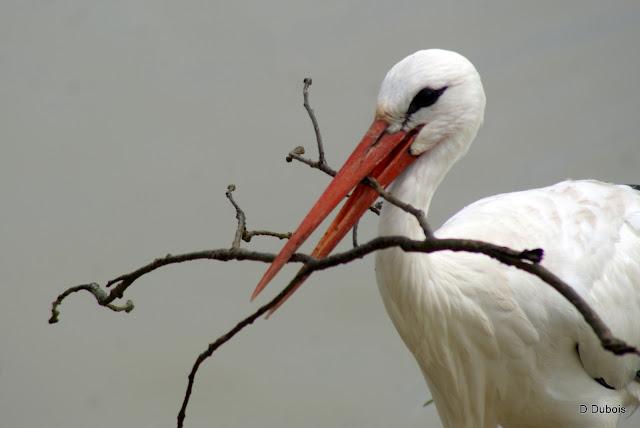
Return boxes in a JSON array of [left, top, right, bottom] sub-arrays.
[[406, 86, 447, 116]]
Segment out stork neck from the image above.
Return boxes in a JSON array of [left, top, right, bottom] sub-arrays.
[[375, 133, 482, 428], [379, 136, 468, 238]]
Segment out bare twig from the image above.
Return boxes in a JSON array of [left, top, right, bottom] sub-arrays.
[[49, 282, 133, 324], [286, 147, 336, 176], [174, 232, 637, 426], [225, 184, 245, 249], [48, 248, 314, 324], [282, 78, 332, 175], [303, 78, 326, 166], [242, 230, 291, 242], [225, 184, 291, 246], [364, 177, 432, 237], [286, 146, 385, 216], [102, 249, 312, 304], [286, 148, 431, 233], [291, 80, 390, 218], [288, 85, 427, 228], [352, 220, 359, 248], [49, 75, 640, 428], [292, 79, 428, 232], [177, 272, 302, 428]]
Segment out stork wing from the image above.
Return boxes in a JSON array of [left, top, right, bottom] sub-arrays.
[[437, 180, 640, 397]]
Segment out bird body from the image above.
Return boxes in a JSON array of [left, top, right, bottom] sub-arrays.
[[378, 178, 640, 427], [254, 49, 640, 427]]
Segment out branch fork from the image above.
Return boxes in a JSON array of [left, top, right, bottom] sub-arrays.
[[49, 77, 640, 428]]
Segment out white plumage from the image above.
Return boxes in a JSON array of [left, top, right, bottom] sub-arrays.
[[255, 49, 640, 427], [375, 50, 640, 428]]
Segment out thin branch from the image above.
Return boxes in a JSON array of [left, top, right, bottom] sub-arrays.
[[286, 147, 382, 215], [48, 249, 315, 323], [48, 283, 133, 324], [243, 229, 291, 242], [302, 78, 326, 166], [177, 273, 301, 428], [225, 184, 245, 249], [174, 234, 637, 427], [286, 146, 336, 176], [48, 74, 640, 428], [296, 237, 634, 358], [50, 185, 294, 324], [102, 249, 313, 304], [509, 258, 638, 356], [226, 184, 291, 247], [364, 177, 432, 237], [286, 150, 430, 234], [352, 220, 359, 248], [51, 238, 541, 324], [289, 84, 429, 230], [283, 78, 332, 175], [291, 80, 431, 234]]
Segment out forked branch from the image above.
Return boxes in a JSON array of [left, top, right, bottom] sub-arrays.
[[49, 77, 640, 428]]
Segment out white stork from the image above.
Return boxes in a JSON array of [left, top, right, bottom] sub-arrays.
[[252, 49, 640, 428]]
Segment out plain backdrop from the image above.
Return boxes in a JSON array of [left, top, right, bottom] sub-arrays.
[[1, 1, 639, 427]]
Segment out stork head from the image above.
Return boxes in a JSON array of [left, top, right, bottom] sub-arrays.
[[377, 49, 486, 156], [253, 49, 486, 313]]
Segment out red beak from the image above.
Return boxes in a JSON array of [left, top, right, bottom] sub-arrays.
[[252, 118, 421, 314]]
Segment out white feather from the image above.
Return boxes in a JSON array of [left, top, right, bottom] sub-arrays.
[[374, 50, 640, 428]]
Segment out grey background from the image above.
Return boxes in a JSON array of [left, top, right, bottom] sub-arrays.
[[1, 1, 639, 427]]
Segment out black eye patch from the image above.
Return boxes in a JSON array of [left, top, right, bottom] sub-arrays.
[[406, 86, 447, 117]]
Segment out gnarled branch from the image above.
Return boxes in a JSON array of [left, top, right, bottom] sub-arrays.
[[49, 77, 640, 428]]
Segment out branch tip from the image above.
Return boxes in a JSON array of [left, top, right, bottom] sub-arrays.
[[49, 282, 134, 324]]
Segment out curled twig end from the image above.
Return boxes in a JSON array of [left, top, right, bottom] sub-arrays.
[[286, 146, 306, 163], [49, 282, 134, 324]]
